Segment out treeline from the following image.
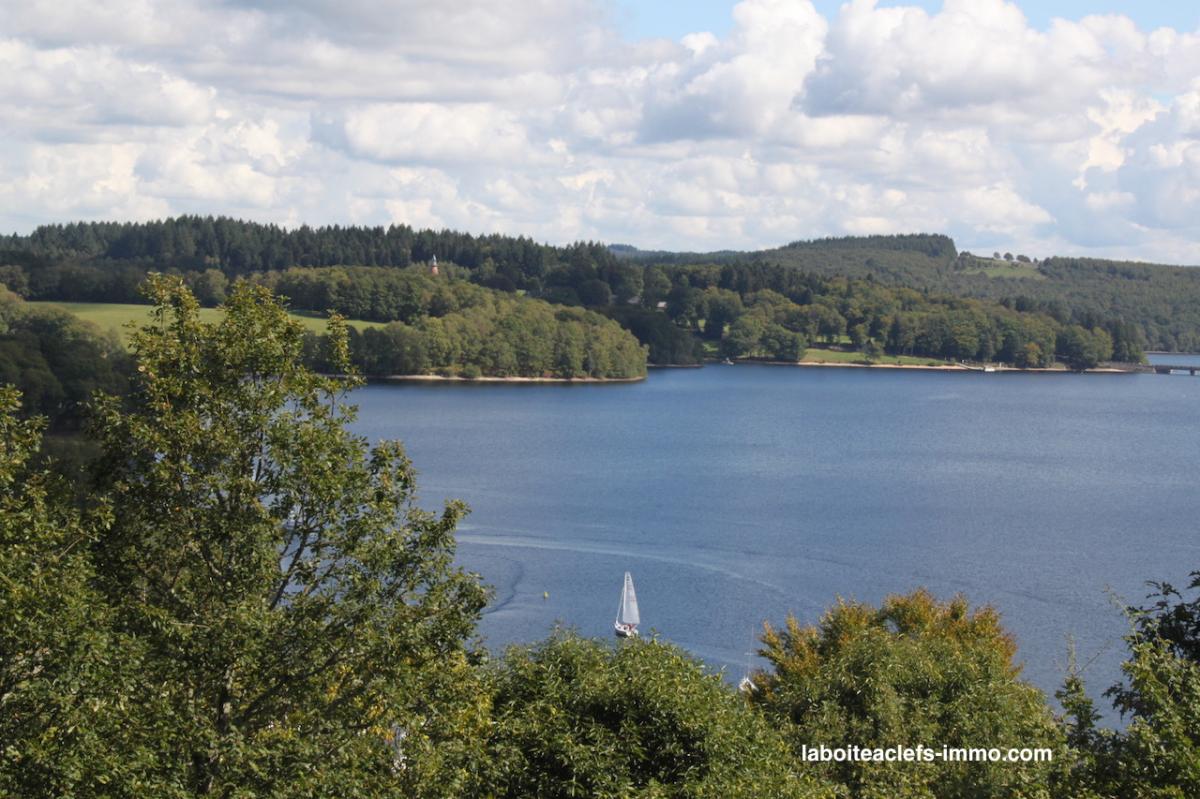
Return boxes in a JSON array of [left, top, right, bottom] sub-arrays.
[[649, 261, 1142, 368], [330, 302, 645, 380], [0, 259, 647, 380], [248, 257, 1137, 369], [0, 216, 546, 276], [3, 283, 1198, 797], [0, 218, 1155, 365], [783, 232, 959, 258], [975, 255, 1200, 352], [743, 241, 1200, 352], [250, 265, 486, 324], [240, 261, 1139, 370], [0, 215, 607, 295], [620, 234, 1200, 353], [245, 267, 646, 379]]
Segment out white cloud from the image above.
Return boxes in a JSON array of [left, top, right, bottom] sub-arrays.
[[959, 184, 1055, 234], [2, 0, 1200, 263], [0, 40, 215, 129], [328, 103, 537, 165], [1085, 190, 1135, 211]]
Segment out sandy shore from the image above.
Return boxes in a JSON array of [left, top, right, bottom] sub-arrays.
[[363, 362, 1136, 382], [794, 361, 1135, 373], [795, 360, 968, 371], [740, 358, 1137, 373]]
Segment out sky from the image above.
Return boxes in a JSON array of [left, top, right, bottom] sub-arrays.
[[3, 0, 1200, 263], [617, 1, 1200, 41]]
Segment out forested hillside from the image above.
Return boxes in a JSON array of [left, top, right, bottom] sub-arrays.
[[643, 262, 1137, 369], [948, 254, 1200, 352], [0, 218, 1165, 367], [623, 235, 1200, 352]]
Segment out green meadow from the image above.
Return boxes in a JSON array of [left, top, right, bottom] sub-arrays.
[[27, 301, 385, 344], [800, 346, 954, 367]]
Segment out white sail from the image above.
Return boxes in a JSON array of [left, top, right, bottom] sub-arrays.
[[618, 571, 640, 626]]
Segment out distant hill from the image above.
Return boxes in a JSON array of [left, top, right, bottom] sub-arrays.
[[621, 234, 1200, 352], [2, 218, 1199, 351]]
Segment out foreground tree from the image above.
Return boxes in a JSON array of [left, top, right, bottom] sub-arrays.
[[0, 388, 155, 794], [86, 277, 488, 795], [1059, 573, 1200, 798], [478, 631, 838, 799], [750, 590, 1064, 798]]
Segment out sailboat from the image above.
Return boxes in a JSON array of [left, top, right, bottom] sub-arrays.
[[614, 571, 640, 638], [738, 649, 758, 694]]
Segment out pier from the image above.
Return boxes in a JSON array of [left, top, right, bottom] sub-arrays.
[[1151, 364, 1200, 376]]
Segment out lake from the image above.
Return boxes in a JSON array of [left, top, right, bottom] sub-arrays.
[[350, 364, 1200, 713]]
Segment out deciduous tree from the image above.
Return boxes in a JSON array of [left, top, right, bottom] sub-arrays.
[[86, 276, 489, 795]]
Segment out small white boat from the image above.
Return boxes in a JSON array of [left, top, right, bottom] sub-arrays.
[[738, 650, 758, 693], [614, 571, 640, 638]]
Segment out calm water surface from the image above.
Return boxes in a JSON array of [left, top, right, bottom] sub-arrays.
[[351, 365, 1200, 708], [1148, 352, 1200, 367]]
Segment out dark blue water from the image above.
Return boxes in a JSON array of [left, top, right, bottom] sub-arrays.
[[350, 365, 1200, 712]]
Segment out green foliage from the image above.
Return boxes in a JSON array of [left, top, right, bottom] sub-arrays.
[[479, 631, 838, 799], [748, 240, 1191, 353], [74, 276, 489, 795], [332, 291, 646, 379], [700, 288, 744, 341], [1061, 574, 1200, 798], [0, 387, 145, 796], [256, 266, 475, 324], [721, 314, 765, 359], [1057, 325, 1114, 371], [578, 278, 614, 306], [602, 306, 705, 365], [4, 219, 1160, 368], [782, 234, 958, 260], [1106, 640, 1200, 797], [0, 289, 130, 429], [234, 267, 646, 379], [188, 268, 228, 306], [655, 262, 1105, 366], [641, 266, 672, 308], [751, 590, 1064, 798]]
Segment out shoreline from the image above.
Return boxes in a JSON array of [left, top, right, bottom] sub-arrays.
[[368, 373, 647, 384], [737, 359, 1138, 374], [362, 361, 1140, 383], [796, 360, 969, 371]]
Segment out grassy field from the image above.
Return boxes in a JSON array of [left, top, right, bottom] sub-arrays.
[[959, 260, 1046, 280], [705, 339, 953, 366], [801, 346, 954, 367], [28, 302, 386, 343]]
